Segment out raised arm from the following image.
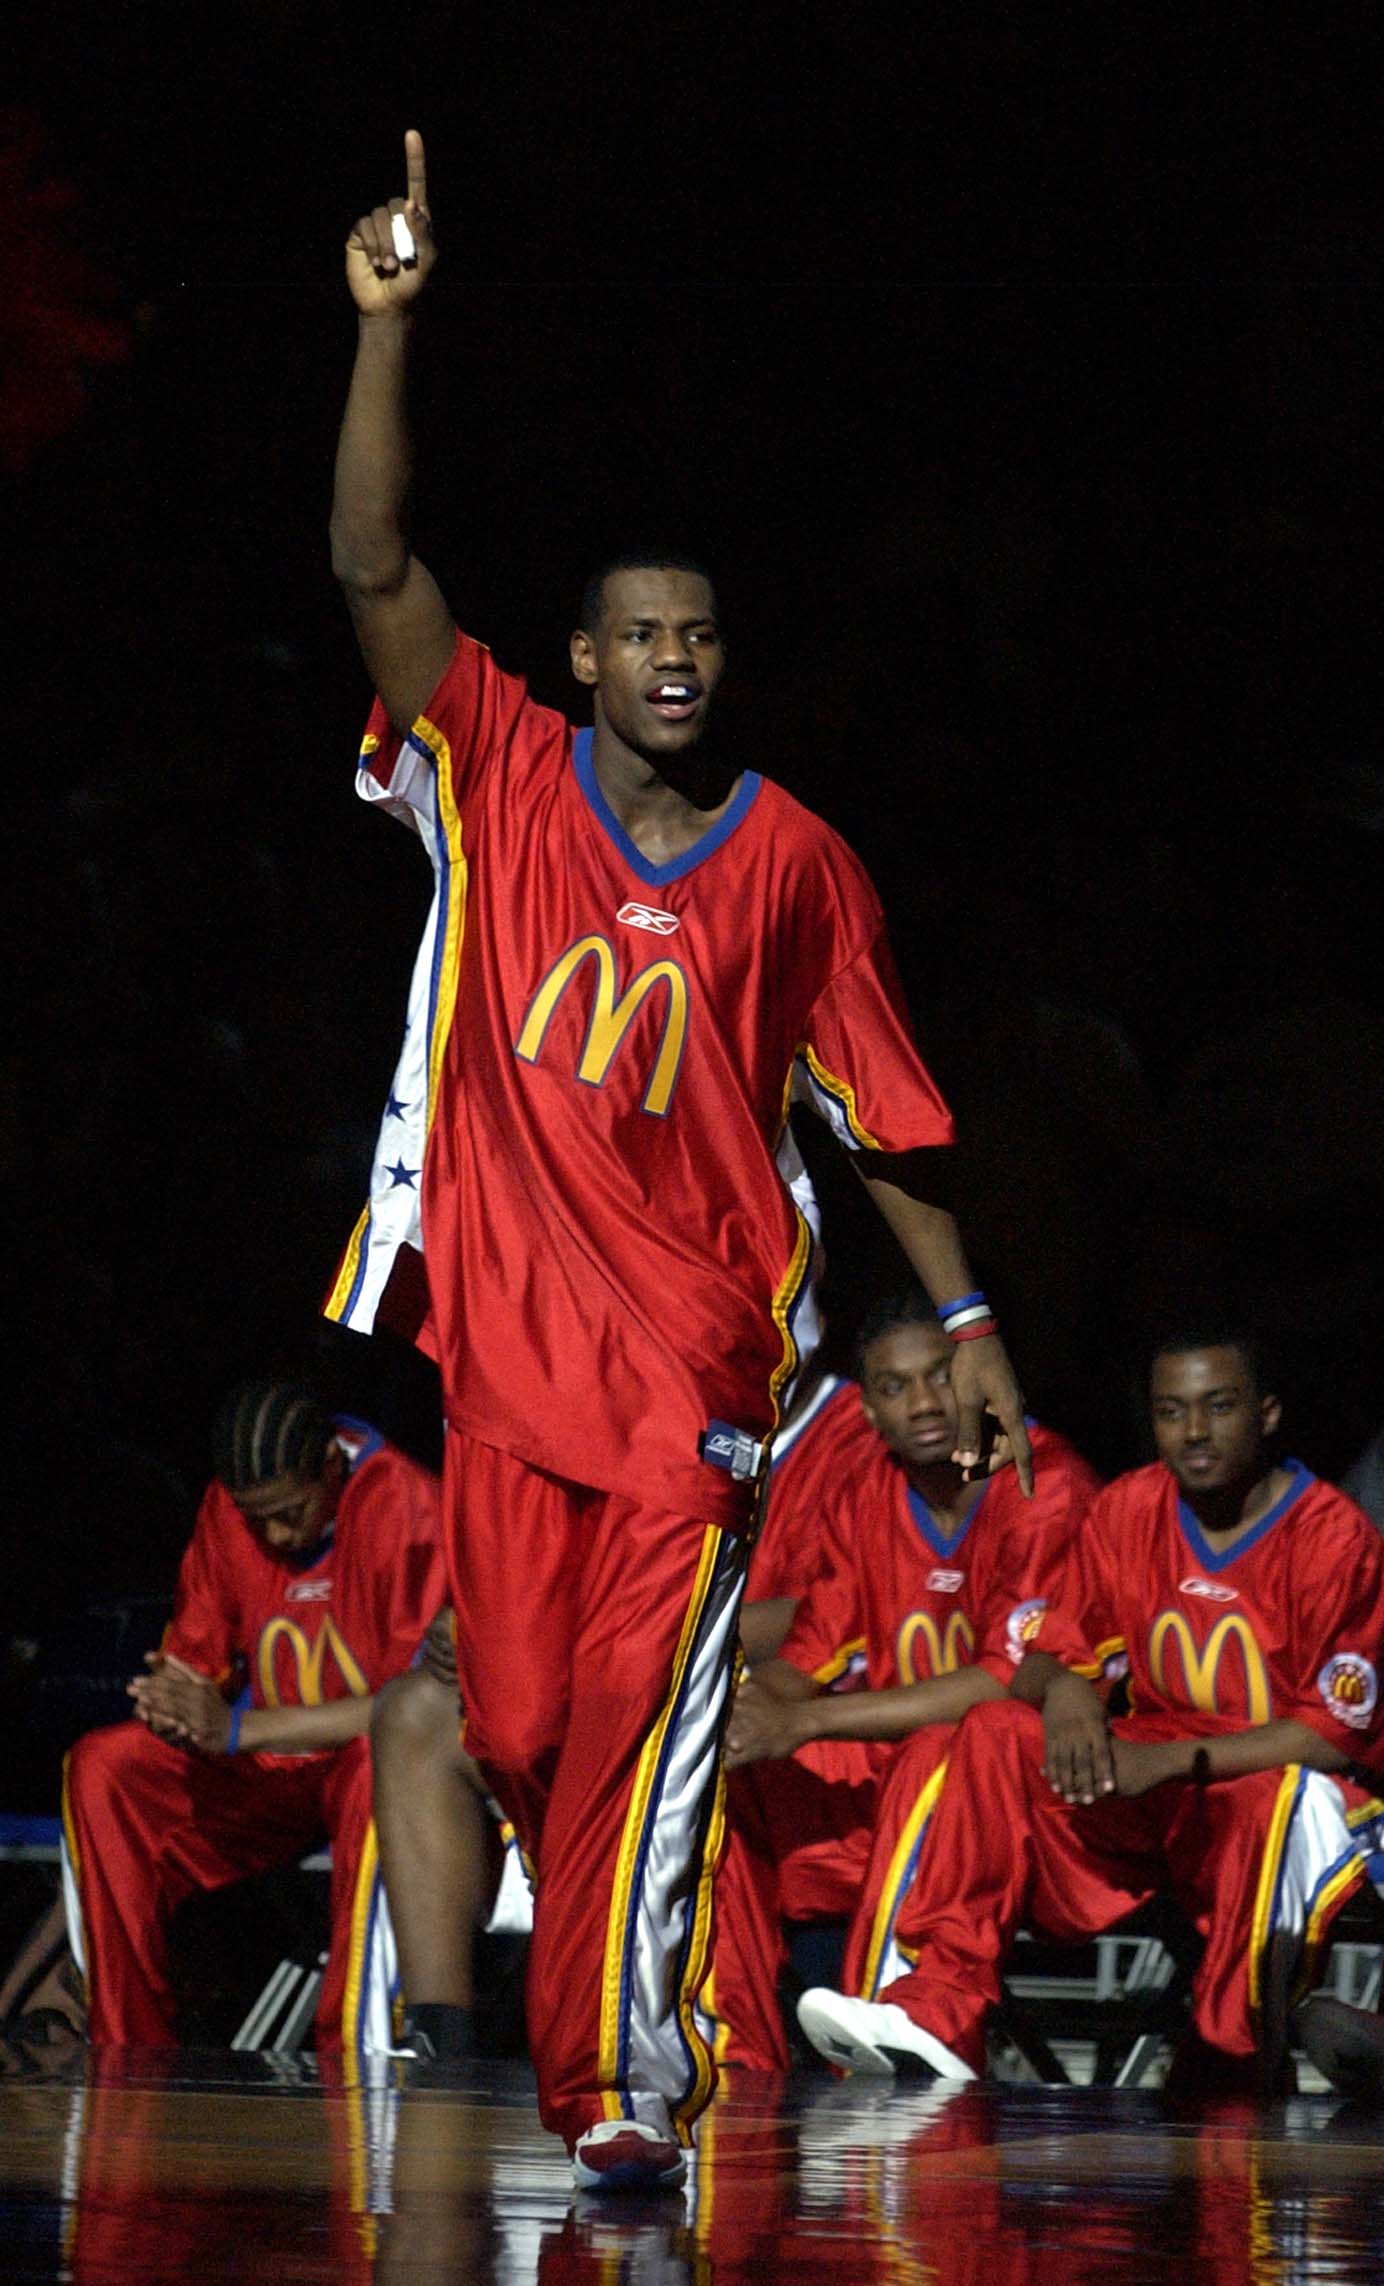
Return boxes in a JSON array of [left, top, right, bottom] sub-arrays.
[[331, 128, 456, 736]]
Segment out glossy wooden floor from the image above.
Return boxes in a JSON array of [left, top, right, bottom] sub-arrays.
[[5, 2050, 1384, 2282]]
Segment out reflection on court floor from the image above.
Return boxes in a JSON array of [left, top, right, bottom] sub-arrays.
[[3, 2050, 1384, 2281]]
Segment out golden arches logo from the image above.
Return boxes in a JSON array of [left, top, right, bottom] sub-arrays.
[[898, 1608, 974, 1685], [1148, 1610, 1270, 1724], [514, 934, 689, 1117], [257, 1617, 369, 1709]]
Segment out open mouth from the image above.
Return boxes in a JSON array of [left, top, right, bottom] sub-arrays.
[[645, 681, 702, 722]]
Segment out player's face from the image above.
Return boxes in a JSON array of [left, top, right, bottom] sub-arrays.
[[1149, 1346, 1282, 1498], [231, 1454, 341, 1557], [570, 569, 724, 765], [860, 1322, 958, 1468]]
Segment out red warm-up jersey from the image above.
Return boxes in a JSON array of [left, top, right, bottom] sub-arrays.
[[778, 1422, 1103, 1690], [1031, 1460, 1384, 1756], [748, 1374, 880, 1602], [324, 633, 953, 1525], [163, 1422, 445, 1743]]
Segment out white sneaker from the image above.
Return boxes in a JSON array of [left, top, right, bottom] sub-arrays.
[[797, 1989, 977, 2081], [572, 2117, 688, 2192]]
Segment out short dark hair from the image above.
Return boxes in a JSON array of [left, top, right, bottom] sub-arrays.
[[853, 1287, 945, 1378], [577, 550, 718, 634], [1147, 1323, 1270, 1398], [211, 1380, 335, 1494]]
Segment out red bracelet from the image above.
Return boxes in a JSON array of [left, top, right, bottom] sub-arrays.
[[950, 1319, 998, 1342]]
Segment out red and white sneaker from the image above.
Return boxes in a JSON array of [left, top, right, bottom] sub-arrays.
[[571, 2118, 687, 2193]]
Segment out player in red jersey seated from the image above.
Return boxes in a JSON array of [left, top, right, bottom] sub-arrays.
[[62, 1380, 445, 2056], [327, 134, 1031, 2192], [798, 1327, 1384, 2089], [708, 1292, 1102, 2068], [369, 1352, 876, 2064]]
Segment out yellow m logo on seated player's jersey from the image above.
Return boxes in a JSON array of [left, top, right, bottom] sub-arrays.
[[514, 934, 689, 1117], [1147, 1610, 1271, 1724], [257, 1617, 369, 1709], [898, 1608, 974, 1685]]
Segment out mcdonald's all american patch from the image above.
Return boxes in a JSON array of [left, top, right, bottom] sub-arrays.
[[1317, 1653, 1378, 1732], [1006, 1598, 1048, 1665]]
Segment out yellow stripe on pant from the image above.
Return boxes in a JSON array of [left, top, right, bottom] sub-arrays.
[[859, 1759, 950, 1999], [598, 1524, 746, 2138]]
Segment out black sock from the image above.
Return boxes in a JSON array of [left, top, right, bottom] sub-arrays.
[[406, 2002, 474, 2061]]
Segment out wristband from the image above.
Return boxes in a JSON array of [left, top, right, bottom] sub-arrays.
[[225, 1703, 244, 1755], [938, 1292, 997, 1340]]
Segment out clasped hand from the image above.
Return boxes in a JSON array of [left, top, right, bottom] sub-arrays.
[[129, 1653, 232, 1755]]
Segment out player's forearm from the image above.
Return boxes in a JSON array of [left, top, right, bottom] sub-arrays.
[[330, 313, 416, 593], [739, 1597, 797, 1667], [854, 1162, 974, 1308], [801, 1666, 1004, 1745], [236, 1696, 375, 1755], [751, 1656, 821, 1706], [1010, 1651, 1072, 1709], [1154, 1720, 1349, 1785]]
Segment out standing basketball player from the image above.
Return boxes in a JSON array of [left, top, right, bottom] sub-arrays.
[[326, 131, 1030, 2191]]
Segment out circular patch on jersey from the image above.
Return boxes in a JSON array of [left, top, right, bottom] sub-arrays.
[[1317, 1653, 1378, 1732], [1006, 1598, 1048, 1666]]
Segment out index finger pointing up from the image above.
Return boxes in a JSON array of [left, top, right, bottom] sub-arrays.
[[404, 127, 428, 213]]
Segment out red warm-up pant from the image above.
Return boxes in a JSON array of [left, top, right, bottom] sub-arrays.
[[708, 1727, 954, 2068], [444, 1427, 750, 2151], [881, 1698, 1370, 2072], [63, 1722, 375, 2050]]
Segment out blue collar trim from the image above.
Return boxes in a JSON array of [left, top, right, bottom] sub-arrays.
[[905, 1476, 990, 1557], [1176, 1457, 1314, 1573], [573, 726, 761, 886], [333, 1414, 384, 1475]]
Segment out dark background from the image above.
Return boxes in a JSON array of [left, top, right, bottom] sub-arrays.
[[5, 17, 1382, 1791]]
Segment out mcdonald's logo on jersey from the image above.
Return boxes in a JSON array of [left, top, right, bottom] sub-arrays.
[[1148, 1610, 1271, 1724], [898, 1607, 974, 1685], [257, 1616, 369, 1709], [514, 933, 690, 1117]]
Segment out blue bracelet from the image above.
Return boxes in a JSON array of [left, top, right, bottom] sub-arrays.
[[937, 1291, 984, 1319], [225, 1703, 244, 1754], [938, 1293, 992, 1333]]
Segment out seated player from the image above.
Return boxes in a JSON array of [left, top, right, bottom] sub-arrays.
[[707, 1291, 1103, 2069], [798, 1326, 1384, 2088], [368, 1342, 876, 2060], [62, 1380, 445, 2054]]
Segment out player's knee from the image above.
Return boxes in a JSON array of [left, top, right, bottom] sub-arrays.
[[371, 1667, 457, 1764], [67, 1720, 151, 1809]]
